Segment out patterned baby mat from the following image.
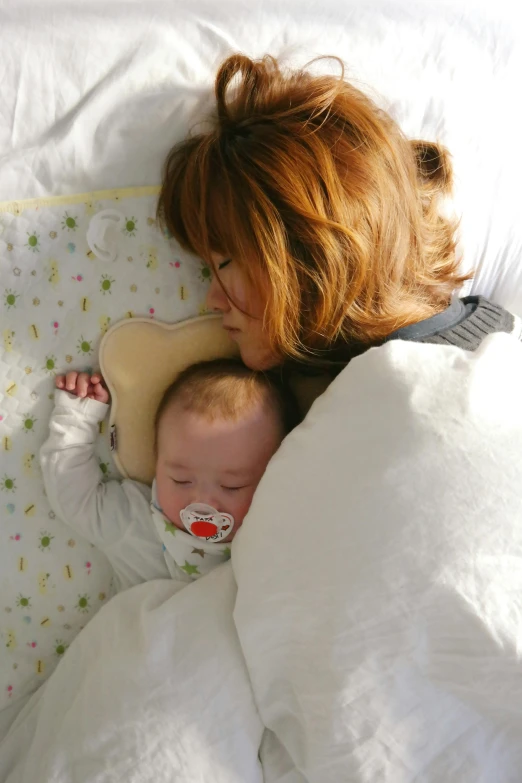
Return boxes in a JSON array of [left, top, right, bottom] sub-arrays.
[[0, 186, 212, 712]]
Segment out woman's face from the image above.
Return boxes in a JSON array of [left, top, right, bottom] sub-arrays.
[[206, 253, 280, 370]]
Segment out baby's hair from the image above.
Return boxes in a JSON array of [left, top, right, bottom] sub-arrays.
[[154, 357, 300, 450]]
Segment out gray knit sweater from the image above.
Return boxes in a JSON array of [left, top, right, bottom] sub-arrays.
[[387, 296, 522, 350]]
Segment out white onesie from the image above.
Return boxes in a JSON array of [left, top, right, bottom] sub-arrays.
[[40, 390, 231, 593]]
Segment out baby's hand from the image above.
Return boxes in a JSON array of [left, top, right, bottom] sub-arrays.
[[55, 371, 110, 404]]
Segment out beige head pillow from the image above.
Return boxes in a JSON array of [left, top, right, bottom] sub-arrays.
[[99, 315, 331, 486], [99, 315, 239, 485]]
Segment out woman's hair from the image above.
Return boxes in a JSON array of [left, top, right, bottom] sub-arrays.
[[154, 357, 300, 447], [158, 54, 470, 363]]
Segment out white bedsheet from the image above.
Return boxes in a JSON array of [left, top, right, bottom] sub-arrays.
[[1, 0, 521, 309], [0, 189, 211, 714]]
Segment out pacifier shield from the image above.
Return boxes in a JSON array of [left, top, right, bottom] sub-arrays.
[[180, 503, 234, 542]]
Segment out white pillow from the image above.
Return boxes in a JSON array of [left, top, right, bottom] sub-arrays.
[[1, 0, 521, 307]]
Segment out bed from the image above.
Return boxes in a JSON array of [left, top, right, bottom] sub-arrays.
[[1, 0, 522, 777]]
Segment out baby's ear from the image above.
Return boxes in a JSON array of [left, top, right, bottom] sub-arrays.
[[410, 140, 453, 195]]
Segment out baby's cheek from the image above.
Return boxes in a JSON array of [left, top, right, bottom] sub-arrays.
[[231, 494, 255, 527], [164, 500, 184, 527], [156, 481, 184, 528]]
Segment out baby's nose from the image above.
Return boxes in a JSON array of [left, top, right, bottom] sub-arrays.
[[190, 491, 220, 511]]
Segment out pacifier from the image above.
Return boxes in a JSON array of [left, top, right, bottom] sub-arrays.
[[180, 503, 234, 542], [86, 209, 125, 262]]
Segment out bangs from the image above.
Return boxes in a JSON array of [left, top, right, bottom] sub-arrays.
[[157, 134, 263, 281]]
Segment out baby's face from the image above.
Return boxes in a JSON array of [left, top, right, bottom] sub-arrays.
[[155, 401, 283, 543]]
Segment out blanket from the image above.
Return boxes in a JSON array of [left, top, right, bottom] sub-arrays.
[[2, 332, 522, 781]]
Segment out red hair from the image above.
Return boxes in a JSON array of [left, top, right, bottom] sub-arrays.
[[158, 54, 469, 363]]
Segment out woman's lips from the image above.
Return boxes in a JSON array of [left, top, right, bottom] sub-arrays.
[[224, 326, 240, 342]]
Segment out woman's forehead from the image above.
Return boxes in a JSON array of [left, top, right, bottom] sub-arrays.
[[210, 251, 229, 264]]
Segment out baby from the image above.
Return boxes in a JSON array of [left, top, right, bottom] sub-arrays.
[[40, 358, 298, 592]]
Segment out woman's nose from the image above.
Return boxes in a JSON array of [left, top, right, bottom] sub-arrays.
[[206, 276, 230, 313]]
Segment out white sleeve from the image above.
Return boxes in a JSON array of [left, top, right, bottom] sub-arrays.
[[40, 390, 171, 590]]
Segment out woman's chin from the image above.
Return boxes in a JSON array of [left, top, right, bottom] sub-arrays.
[[240, 347, 281, 371]]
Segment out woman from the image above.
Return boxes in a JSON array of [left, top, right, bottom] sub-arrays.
[[157, 53, 520, 374], [154, 54, 522, 780]]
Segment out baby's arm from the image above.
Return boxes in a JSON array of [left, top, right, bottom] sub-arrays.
[[40, 372, 171, 589], [41, 371, 134, 548]]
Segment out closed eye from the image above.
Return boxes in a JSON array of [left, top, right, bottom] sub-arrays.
[[172, 479, 191, 486], [221, 485, 247, 492], [218, 258, 232, 270]]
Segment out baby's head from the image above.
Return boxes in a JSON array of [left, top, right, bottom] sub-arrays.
[[154, 358, 298, 542]]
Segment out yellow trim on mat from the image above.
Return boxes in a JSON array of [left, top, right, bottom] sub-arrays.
[[0, 185, 161, 215]]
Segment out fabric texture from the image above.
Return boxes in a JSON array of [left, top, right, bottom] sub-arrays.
[[0, 571, 264, 783], [40, 390, 175, 590], [2, 332, 522, 781], [388, 296, 519, 349], [0, 189, 211, 712], [233, 331, 522, 782]]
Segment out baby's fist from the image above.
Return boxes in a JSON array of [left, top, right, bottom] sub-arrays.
[[56, 371, 110, 404]]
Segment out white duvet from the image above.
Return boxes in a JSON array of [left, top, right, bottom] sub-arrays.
[[2, 332, 522, 782]]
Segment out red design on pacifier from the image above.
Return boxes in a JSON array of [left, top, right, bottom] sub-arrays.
[[190, 521, 219, 538], [180, 503, 235, 542]]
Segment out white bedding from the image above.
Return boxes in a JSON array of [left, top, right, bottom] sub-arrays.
[[1, 0, 521, 309], [0, 189, 211, 715], [235, 334, 522, 781], [0, 570, 264, 783], [3, 332, 522, 781], [2, 0, 522, 775]]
